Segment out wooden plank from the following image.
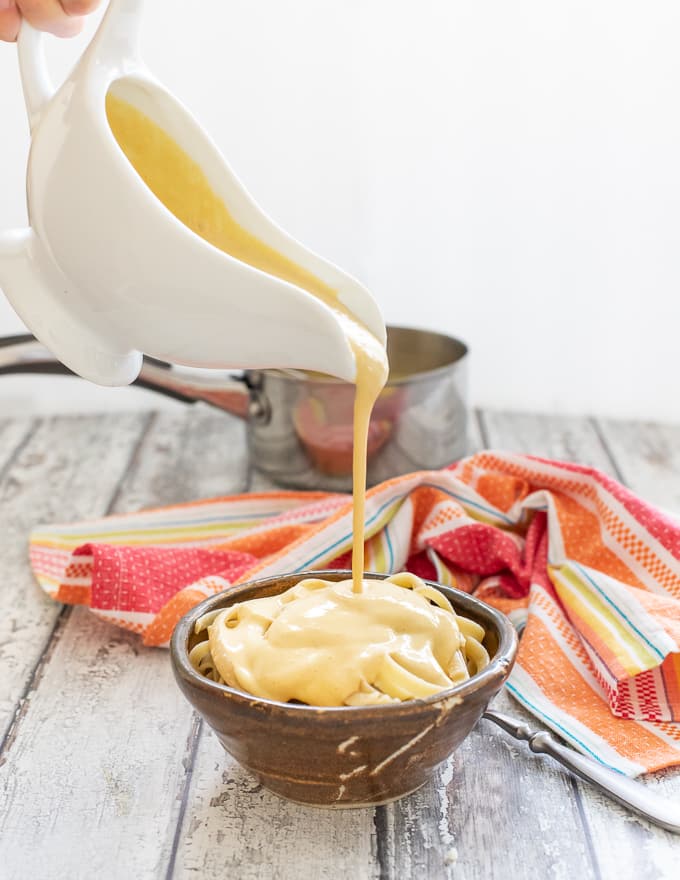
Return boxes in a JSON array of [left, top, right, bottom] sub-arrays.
[[111, 405, 248, 509], [0, 412, 148, 742], [478, 409, 616, 473], [468, 410, 485, 453], [0, 408, 249, 880], [377, 668, 599, 879], [594, 418, 680, 512], [0, 416, 37, 477], [171, 729, 380, 880], [0, 605, 192, 878], [572, 418, 680, 880]]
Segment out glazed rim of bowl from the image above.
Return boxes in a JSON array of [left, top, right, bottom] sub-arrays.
[[171, 570, 518, 717]]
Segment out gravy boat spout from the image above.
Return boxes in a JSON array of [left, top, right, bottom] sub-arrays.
[[0, 0, 385, 387]]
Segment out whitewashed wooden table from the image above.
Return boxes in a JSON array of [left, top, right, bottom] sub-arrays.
[[0, 406, 679, 879]]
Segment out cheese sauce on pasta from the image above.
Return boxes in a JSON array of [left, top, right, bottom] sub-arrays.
[[190, 572, 489, 706]]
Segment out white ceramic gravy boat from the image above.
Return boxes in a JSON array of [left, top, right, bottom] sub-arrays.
[[0, 0, 384, 386]]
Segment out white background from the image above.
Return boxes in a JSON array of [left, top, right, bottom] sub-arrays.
[[0, 0, 679, 419]]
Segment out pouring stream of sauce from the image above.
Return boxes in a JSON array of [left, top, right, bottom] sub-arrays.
[[106, 94, 387, 593], [106, 95, 490, 707]]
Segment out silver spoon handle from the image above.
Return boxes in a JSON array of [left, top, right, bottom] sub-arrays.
[[483, 709, 680, 834]]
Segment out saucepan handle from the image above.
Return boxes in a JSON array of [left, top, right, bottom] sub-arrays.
[[0, 334, 259, 421]]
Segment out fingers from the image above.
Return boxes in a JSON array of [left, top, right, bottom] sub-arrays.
[[0, 2, 21, 42], [59, 0, 100, 15], [1, 0, 100, 41], [16, 0, 83, 36]]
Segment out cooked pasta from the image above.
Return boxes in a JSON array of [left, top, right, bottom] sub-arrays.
[[189, 572, 489, 707]]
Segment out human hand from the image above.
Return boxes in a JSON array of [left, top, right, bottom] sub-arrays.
[[0, 1, 101, 43]]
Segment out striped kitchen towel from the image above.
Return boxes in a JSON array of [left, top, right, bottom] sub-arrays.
[[30, 452, 680, 776]]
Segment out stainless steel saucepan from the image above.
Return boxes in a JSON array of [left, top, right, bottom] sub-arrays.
[[0, 327, 469, 490]]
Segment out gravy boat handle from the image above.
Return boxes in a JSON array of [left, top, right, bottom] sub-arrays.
[[484, 708, 680, 834], [17, 1, 145, 129], [0, 334, 261, 421], [17, 21, 53, 130]]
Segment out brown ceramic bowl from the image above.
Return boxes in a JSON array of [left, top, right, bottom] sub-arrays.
[[170, 570, 517, 808]]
